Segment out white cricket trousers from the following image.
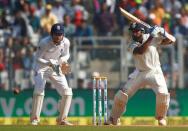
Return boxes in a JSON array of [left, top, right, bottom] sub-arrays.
[[34, 67, 69, 95], [123, 67, 168, 98]]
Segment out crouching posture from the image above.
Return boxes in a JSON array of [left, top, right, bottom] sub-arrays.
[[30, 23, 72, 125], [107, 22, 175, 126]]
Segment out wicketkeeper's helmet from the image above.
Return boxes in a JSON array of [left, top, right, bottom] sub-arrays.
[[51, 23, 64, 36]]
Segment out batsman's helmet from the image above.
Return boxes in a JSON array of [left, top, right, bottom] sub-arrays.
[[51, 23, 64, 35], [129, 22, 145, 33]]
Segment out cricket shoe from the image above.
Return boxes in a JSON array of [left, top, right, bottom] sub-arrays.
[[57, 119, 73, 126], [158, 119, 167, 126], [104, 116, 121, 125], [31, 119, 39, 125]]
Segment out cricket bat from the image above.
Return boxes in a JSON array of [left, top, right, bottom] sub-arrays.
[[119, 7, 176, 42]]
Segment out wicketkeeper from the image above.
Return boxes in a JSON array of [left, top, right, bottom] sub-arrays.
[[30, 23, 72, 125], [107, 22, 175, 126]]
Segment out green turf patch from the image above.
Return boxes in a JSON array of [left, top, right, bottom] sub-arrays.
[[1, 117, 188, 125], [0, 126, 188, 131]]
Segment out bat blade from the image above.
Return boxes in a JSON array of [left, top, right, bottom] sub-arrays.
[[119, 7, 151, 28]]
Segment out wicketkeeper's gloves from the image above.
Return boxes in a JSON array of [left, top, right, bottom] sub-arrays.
[[60, 62, 71, 75]]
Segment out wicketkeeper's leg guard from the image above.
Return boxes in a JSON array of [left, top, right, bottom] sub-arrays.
[[57, 88, 73, 125], [30, 89, 44, 125], [155, 93, 170, 126], [108, 90, 128, 125]]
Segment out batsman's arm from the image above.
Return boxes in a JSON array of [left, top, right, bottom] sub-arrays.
[[160, 38, 173, 45], [160, 28, 176, 45], [159, 29, 176, 43], [132, 36, 153, 54]]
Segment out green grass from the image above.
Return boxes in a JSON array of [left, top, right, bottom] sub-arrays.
[[0, 125, 188, 131]]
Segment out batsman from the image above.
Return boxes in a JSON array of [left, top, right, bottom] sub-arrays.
[[107, 22, 176, 126], [30, 23, 72, 125]]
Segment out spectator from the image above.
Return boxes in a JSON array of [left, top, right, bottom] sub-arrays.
[[12, 50, 23, 87], [163, 0, 182, 14], [0, 48, 7, 90], [161, 13, 171, 33], [35, 0, 45, 18], [75, 19, 94, 46], [184, 48, 188, 72], [22, 46, 34, 88], [12, 9, 28, 38], [71, 0, 89, 28], [63, 14, 76, 38], [4, 37, 14, 90], [133, 3, 147, 21], [180, 8, 188, 29], [106, 0, 116, 13], [28, 5, 41, 33], [93, 0, 101, 13], [75, 20, 93, 38], [93, 2, 115, 36], [40, 4, 58, 36], [22, 47, 34, 75], [172, 13, 188, 36], [150, 1, 165, 26], [0, 9, 10, 29], [52, 0, 66, 23]]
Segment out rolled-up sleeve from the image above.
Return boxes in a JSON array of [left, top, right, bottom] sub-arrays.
[[36, 40, 48, 64], [59, 39, 70, 64]]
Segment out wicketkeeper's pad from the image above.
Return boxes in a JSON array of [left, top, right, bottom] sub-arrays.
[[30, 93, 44, 122]]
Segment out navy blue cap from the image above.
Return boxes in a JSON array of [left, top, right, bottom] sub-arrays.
[[129, 22, 145, 32], [51, 23, 64, 35]]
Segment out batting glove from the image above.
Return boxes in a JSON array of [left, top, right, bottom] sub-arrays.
[[150, 26, 166, 38]]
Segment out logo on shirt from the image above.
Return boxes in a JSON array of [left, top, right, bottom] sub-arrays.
[[59, 49, 64, 58]]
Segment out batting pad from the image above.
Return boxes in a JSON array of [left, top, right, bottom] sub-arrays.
[[110, 90, 128, 123], [57, 95, 72, 123], [62, 88, 73, 96], [155, 93, 170, 120], [30, 94, 44, 122]]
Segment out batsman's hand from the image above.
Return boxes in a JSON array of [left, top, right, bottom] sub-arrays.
[[61, 62, 71, 75], [150, 26, 165, 38], [150, 26, 160, 37]]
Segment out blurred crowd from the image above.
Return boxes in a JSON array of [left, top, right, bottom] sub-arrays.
[[0, 0, 188, 91]]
